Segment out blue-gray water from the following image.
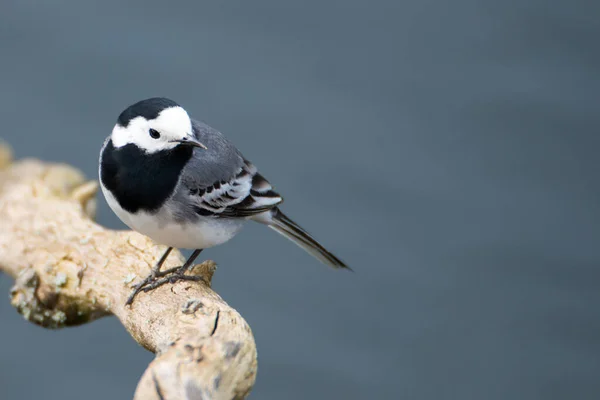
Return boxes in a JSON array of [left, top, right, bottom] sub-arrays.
[[1, 1, 599, 399]]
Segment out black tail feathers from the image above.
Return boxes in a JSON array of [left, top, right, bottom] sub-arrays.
[[265, 208, 350, 270]]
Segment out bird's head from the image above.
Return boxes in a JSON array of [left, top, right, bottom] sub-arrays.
[[111, 97, 207, 153]]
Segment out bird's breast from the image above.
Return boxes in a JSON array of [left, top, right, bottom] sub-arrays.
[[101, 184, 244, 249]]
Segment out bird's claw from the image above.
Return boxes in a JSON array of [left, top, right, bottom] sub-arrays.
[[141, 274, 204, 292], [125, 266, 203, 306]]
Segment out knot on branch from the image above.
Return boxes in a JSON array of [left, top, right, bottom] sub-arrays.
[[10, 267, 67, 328], [9, 265, 109, 328]]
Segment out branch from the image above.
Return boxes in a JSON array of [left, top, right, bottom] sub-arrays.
[[0, 143, 257, 400]]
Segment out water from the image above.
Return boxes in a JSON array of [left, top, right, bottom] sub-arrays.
[[1, 1, 599, 399]]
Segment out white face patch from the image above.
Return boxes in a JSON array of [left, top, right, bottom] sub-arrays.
[[111, 106, 194, 153]]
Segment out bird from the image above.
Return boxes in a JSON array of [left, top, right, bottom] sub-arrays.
[[99, 97, 349, 305]]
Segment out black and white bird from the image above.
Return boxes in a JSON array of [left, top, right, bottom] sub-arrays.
[[99, 97, 349, 304]]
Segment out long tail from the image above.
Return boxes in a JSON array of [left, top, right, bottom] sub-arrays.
[[254, 208, 350, 270]]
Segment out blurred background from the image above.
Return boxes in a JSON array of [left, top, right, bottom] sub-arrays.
[[1, 1, 599, 399]]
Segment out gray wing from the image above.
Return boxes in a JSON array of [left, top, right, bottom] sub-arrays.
[[177, 119, 283, 218], [180, 119, 246, 188]]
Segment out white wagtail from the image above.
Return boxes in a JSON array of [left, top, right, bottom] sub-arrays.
[[99, 97, 349, 305]]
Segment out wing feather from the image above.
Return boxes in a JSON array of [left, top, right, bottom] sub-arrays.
[[187, 160, 283, 218]]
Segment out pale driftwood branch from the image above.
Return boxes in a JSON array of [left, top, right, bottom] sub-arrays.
[[0, 143, 257, 400]]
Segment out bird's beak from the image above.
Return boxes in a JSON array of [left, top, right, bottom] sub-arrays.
[[173, 136, 207, 150]]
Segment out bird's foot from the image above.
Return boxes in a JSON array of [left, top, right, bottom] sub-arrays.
[[125, 266, 205, 306], [141, 272, 205, 293], [125, 248, 205, 306]]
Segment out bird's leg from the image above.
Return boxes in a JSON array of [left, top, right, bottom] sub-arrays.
[[126, 247, 173, 306], [140, 249, 205, 293], [126, 249, 205, 305], [152, 247, 174, 275]]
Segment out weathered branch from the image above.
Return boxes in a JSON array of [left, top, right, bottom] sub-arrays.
[[0, 143, 257, 399]]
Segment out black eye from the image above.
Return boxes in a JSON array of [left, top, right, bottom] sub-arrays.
[[149, 129, 161, 139]]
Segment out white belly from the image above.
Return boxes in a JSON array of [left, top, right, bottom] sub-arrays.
[[101, 185, 244, 249]]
